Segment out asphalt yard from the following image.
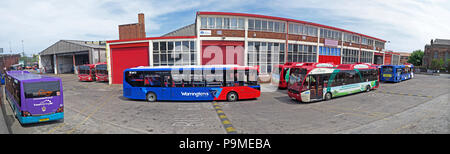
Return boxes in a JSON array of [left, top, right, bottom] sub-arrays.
[[1, 73, 449, 134]]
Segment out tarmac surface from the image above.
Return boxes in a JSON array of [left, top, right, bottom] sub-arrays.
[[0, 73, 448, 134]]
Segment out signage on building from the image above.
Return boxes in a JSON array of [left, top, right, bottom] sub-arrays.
[[200, 30, 212, 36], [324, 39, 338, 47]]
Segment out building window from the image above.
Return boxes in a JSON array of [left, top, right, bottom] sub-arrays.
[[248, 18, 285, 33], [342, 49, 359, 64], [287, 44, 317, 63], [201, 16, 244, 30], [248, 41, 285, 74], [208, 17, 215, 29], [319, 46, 341, 56], [320, 28, 341, 40], [201, 17, 207, 29], [375, 41, 384, 49], [153, 41, 196, 66], [360, 50, 373, 63]]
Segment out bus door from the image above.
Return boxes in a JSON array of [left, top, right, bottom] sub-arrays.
[[309, 75, 325, 100], [161, 74, 172, 100]]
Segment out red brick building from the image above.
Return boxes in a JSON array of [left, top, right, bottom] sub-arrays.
[[106, 12, 392, 84], [423, 39, 450, 68]]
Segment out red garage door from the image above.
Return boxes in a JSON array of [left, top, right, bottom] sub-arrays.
[[384, 54, 392, 65], [110, 42, 149, 84]]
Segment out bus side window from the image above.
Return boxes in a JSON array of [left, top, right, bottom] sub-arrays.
[[14, 81, 21, 107], [144, 72, 162, 87], [163, 75, 173, 87], [304, 75, 310, 89]]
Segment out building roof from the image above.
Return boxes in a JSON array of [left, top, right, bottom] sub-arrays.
[[162, 23, 196, 37], [39, 40, 106, 56], [197, 11, 386, 42], [433, 39, 450, 45]]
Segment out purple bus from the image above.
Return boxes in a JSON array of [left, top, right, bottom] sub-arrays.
[[5, 71, 64, 124]]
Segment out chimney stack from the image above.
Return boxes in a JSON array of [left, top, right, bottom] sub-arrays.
[[138, 13, 146, 38], [118, 13, 146, 40]]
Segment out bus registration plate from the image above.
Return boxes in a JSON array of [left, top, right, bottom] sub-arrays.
[[383, 74, 392, 77], [39, 118, 49, 122]]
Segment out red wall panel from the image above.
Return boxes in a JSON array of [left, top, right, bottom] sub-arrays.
[[111, 46, 149, 84], [319, 55, 341, 65]]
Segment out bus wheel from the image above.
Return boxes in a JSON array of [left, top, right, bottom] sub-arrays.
[[227, 92, 238, 102], [325, 92, 332, 101], [366, 85, 371, 92], [146, 92, 157, 102]]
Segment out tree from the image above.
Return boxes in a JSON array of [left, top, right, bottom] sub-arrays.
[[430, 58, 444, 71], [407, 50, 424, 66]]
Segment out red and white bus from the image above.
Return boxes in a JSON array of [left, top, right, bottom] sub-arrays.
[[94, 62, 108, 82], [272, 62, 308, 89], [287, 63, 379, 102], [272, 62, 335, 89], [78, 64, 96, 82]]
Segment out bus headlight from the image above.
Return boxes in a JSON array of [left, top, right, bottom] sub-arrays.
[[56, 106, 64, 113], [22, 111, 31, 117]]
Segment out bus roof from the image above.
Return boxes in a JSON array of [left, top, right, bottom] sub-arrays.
[[125, 65, 259, 71], [291, 62, 335, 69], [95, 62, 107, 66], [336, 64, 372, 69], [381, 65, 405, 68], [7, 71, 61, 82]]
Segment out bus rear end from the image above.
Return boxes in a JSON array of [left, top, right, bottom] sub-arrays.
[[21, 79, 64, 124], [272, 64, 287, 88], [380, 65, 394, 82], [95, 63, 108, 82], [287, 67, 307, 102]]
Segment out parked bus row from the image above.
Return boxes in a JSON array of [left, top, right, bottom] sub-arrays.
[[77, 62, 108, 82]]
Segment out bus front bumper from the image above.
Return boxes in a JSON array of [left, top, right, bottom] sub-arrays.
[[287, 91, 301, 102], [18, 112, 64, 124]]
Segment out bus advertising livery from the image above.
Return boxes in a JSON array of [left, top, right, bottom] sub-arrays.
[[5, 71, 64, 124], [287, 64, 379, 102], [123, 65, 261, 102]]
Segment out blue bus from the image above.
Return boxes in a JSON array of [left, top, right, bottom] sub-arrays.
[[5, 71, 64, 124], [380, 65, 405, 82], [123, 65, 261, 102]]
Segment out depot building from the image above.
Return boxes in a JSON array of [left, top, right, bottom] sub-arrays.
[[106, 11, 401, 84]]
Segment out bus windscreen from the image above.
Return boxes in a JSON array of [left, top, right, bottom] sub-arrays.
[[78, 66, 91, 74], [288, 68, 307, 85], [24, 81, 61, 98], [382, 66, 393, 73], [96, 64, 107, 75]]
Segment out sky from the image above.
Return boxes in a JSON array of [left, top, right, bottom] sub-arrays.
[[0, 0, 449, 56]]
